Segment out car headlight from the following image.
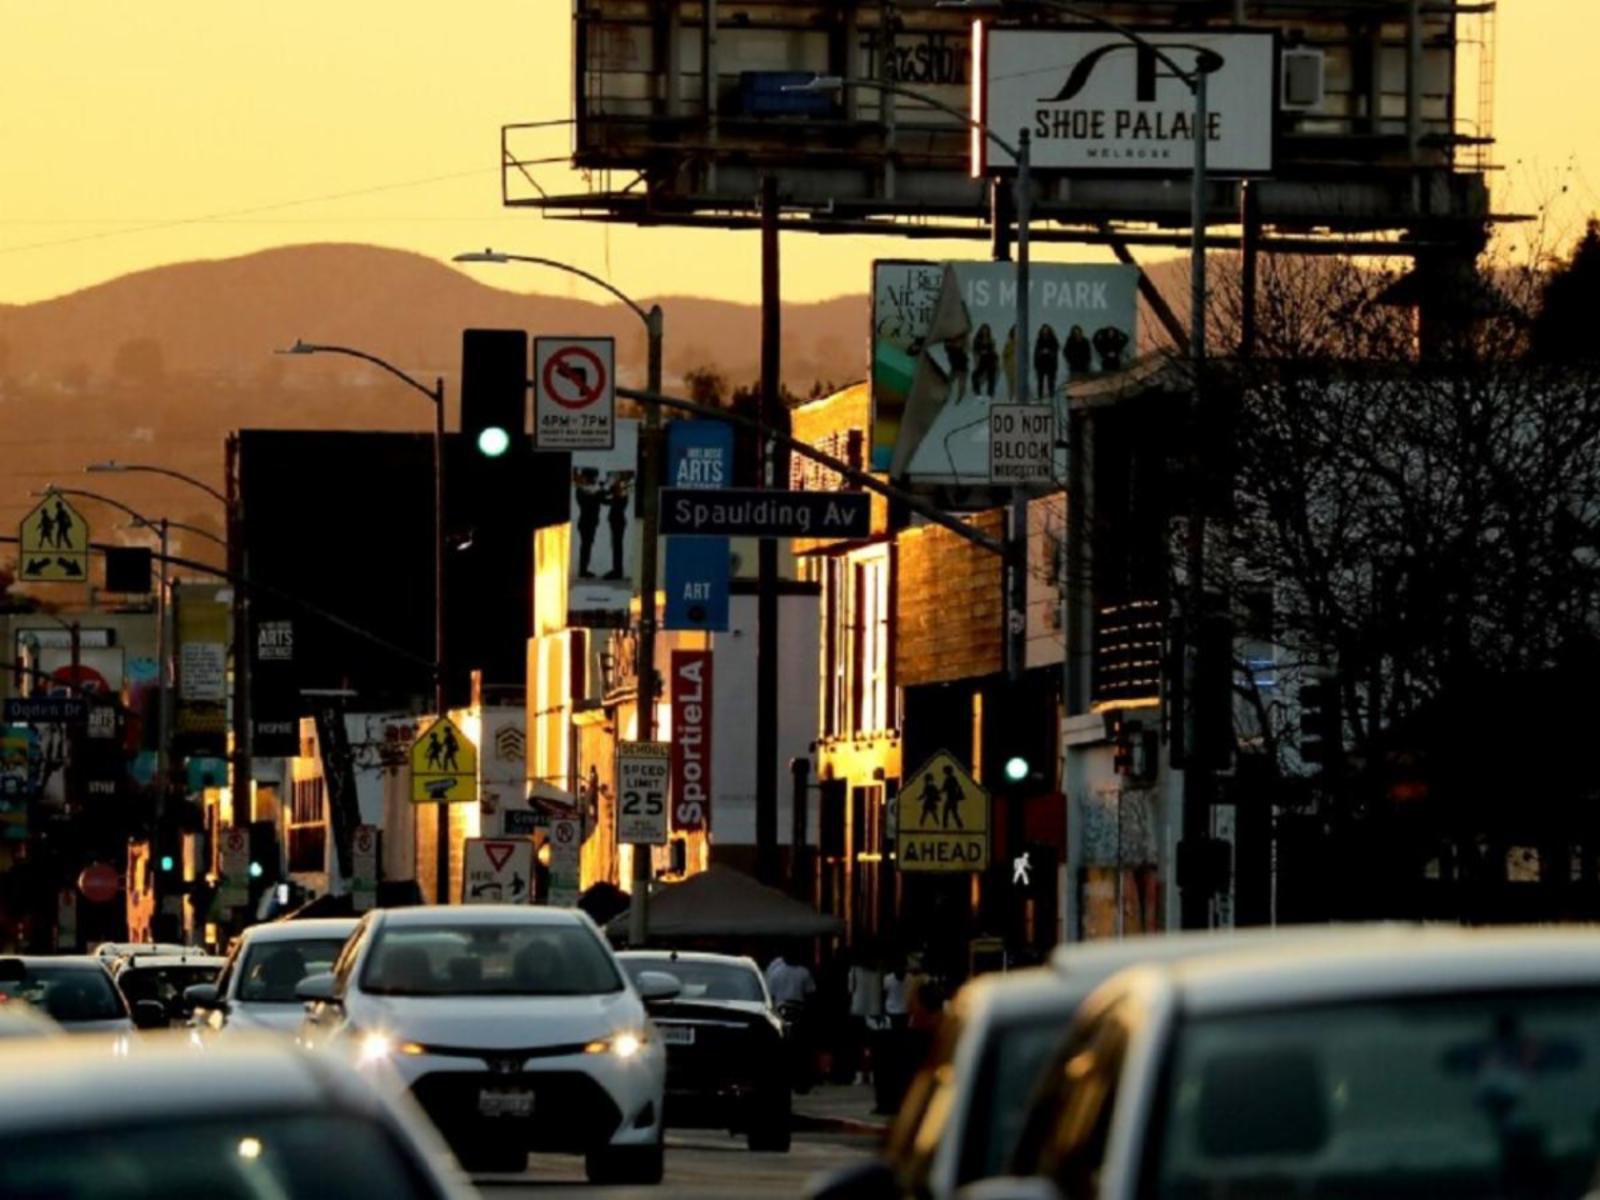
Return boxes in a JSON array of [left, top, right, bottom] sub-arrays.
[[585, 1030, 647, 1059], [353, 1032, 425, 1066]]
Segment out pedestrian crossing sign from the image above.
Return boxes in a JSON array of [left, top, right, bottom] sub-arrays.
[[410, 715, 478, 804], [19, 492, 90, 583], [899, 750, 990, 873]]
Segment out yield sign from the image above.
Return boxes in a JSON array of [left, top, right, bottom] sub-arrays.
[[485, 842, 516, 872], [535, 336, 615, 450]]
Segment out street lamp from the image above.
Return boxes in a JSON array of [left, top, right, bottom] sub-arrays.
[[452, 249, 664, 946], [276, 339, 451, 906], [88, 461, 230, 508], [945, 0, 1218, 934], [787, 76, 1035, 688]]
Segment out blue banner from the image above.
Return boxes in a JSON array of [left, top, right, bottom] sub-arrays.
[[663, 422, 734, 632]]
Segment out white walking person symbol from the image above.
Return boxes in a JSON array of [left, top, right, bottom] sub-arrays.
[[1013, 851, 1032, 887]]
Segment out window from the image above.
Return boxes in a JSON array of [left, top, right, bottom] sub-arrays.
[[287, 777, 326, 873], [237, 938, 351, 1003], [360, 922, 623, 997]]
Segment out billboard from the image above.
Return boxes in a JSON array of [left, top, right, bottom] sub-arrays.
[[568, 419, 639, 628], [978, 28, 1277, 174], [175, 585, 229, 750], [663, 421, 733, 633], [871, 260, 1139, 482], [670, 650, 712, 834]]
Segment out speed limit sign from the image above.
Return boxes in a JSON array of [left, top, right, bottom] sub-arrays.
[[616, 742, 670, 845]]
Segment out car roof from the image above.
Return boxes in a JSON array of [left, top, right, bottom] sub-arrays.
[[94, 943, 191, 957], [375, 904, 590, 928], [957, 967, 1081, 1026], [4, 956, 113, 972], [0, 1005, 62, 1036], [618, 950, 759, 969], [0, 1036, 379, 1137], [1050, 922, 1430, 984], [242, 918, 360, 943], [1160, 927, 1600, 1016], [117, 955, 226, 970]]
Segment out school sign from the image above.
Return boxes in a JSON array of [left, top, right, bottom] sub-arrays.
[[898, 750, 990, 873]]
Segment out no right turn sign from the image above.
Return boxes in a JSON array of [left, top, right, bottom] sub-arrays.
[[535, 336, 615, 450]]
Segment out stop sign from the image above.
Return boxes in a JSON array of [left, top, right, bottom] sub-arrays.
[[77, 863, 120, 905]]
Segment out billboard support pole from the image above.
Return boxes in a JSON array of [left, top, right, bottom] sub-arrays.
[[1180, 67, 1212, 931], [756, 175, 782, 888], [1006, 129, 1032, 686], [628, 306, 665, 948]]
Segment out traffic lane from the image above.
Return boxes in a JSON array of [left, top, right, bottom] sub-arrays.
[[474, 1128, 877, 1199]]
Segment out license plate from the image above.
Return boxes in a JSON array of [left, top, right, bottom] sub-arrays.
[[478, 1088, 534, 1118], [658, 1023, 696, 1046]]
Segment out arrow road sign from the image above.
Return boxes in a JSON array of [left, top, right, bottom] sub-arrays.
[[660, 488, 871, 539], [463, 837, 533, 905], [535, 336, 615, 450]]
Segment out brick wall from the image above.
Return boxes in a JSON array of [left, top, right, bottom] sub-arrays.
[[896, 509, 1004, 686]]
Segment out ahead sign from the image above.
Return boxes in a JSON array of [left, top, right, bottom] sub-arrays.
[[616, 742, 670, 845], [535, 336, 615, 449]]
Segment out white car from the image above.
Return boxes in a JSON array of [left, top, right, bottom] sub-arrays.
[[980, 928, 1600, 1200], [0, 1036, 470, 1198], [297, 905, 678, 1183], [186, 917, 358, 1036]]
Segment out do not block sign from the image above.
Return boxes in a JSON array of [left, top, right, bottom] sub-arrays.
[[535, 336, 615, 450]]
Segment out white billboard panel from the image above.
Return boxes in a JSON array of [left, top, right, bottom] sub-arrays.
[[980, 28, 1276, 174]]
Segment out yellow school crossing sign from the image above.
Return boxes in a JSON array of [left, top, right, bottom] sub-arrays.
[[410, 716, 477, 804], [899, 750, 990, 872], [19, 493, 89, 583]]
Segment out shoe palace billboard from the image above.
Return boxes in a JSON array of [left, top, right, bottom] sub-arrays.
[[870, 260, 1138, 483]]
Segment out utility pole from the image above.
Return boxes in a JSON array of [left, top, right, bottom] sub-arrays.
[[226, 435, 253, 832], [756, 175, 781, 888], [1005, 129, 1033, 686], [628, 306, 665, 948]]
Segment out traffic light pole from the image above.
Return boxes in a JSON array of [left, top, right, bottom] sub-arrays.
[[628, 306, 664, 948], [432, 375, 449, 907]]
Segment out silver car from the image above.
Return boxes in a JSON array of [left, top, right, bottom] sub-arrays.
[[186, 917, 357, 1036], [0, 955, 165, 1034], [0, 1036, 470, 1198]]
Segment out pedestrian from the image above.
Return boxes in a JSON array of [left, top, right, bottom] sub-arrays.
[[766, 949, 816, 1007], [1065, 324, 1093, 376], [883, 956, 910, 1031], [847, 946, 884, 1085], [971, 323, 999, 398], [1034, 323, 1061, 400]]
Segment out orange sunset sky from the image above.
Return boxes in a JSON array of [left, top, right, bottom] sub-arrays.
[[1, 0, 1592, 307]]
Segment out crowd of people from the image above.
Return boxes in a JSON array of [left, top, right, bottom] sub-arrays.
[[765, 943, 948, 1112]]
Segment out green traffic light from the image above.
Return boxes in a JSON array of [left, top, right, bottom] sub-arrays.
[[477, 426, 511, 458], [1004, 756, 1029, 783], [159, 854, 175, 872], [248, 862, 264, 879]]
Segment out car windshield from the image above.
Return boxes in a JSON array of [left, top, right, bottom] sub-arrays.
[[965, 1013, 1070, 1181], [0, 1112, 439, 1199], [623, 958, 765, 1002], [0, 966, 125, 1024], [118, 965, 220, 1012], [360, 923, 623, 997], [237, 938, 349, 1003], [1150, 989, 1600, 1200]]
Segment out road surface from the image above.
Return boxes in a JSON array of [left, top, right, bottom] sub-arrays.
[[474, 1127, 876, 1199]]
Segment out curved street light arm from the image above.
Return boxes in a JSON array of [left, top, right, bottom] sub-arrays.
[[36, 486, 222, 546], [455, 252, 652, 328], [87, 462, 229, 508], [282, 341, 443, 406], [813, 76, 1021, 160]]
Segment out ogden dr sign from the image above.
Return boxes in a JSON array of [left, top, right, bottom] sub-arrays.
[[978, 28, 1276, 173]]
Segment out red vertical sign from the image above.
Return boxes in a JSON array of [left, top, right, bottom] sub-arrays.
[[671, 650, 713, 832]]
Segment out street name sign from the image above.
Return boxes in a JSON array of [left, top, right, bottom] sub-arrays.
[[989, 404, 1057, 486], [410, 716, 477, 804], [4, 698, 86, 724], [660, 488, 871, 539], [616, 741, 671, 845], [19, 493, 89, 583], [463, 837, 532, 904], [899, 750, 990, 873], [535, 336, 615, 449]]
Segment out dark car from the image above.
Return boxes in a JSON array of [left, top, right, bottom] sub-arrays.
[[111, 952, 226, 1026], [619, 950, 792, 1152], [0, 956, 166, 1034]]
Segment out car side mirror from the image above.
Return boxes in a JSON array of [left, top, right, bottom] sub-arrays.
[[295, 972, 339, 1005], [952, 1177, 1065, 1200], [805, 1160, 899, 1200], [634, 970, 682, 1004], [131, 999, 168, 1030], [183, 983, 222, 1013]]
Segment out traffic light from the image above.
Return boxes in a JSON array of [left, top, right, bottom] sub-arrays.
[[1003, 755, 1029, 784], [104, 546, 153, 594], [1299, 674, 1342, 766], [460, 328, 528, 458]]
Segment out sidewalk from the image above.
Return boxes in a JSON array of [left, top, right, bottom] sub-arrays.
[[792, 1082, 893, 1137]]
